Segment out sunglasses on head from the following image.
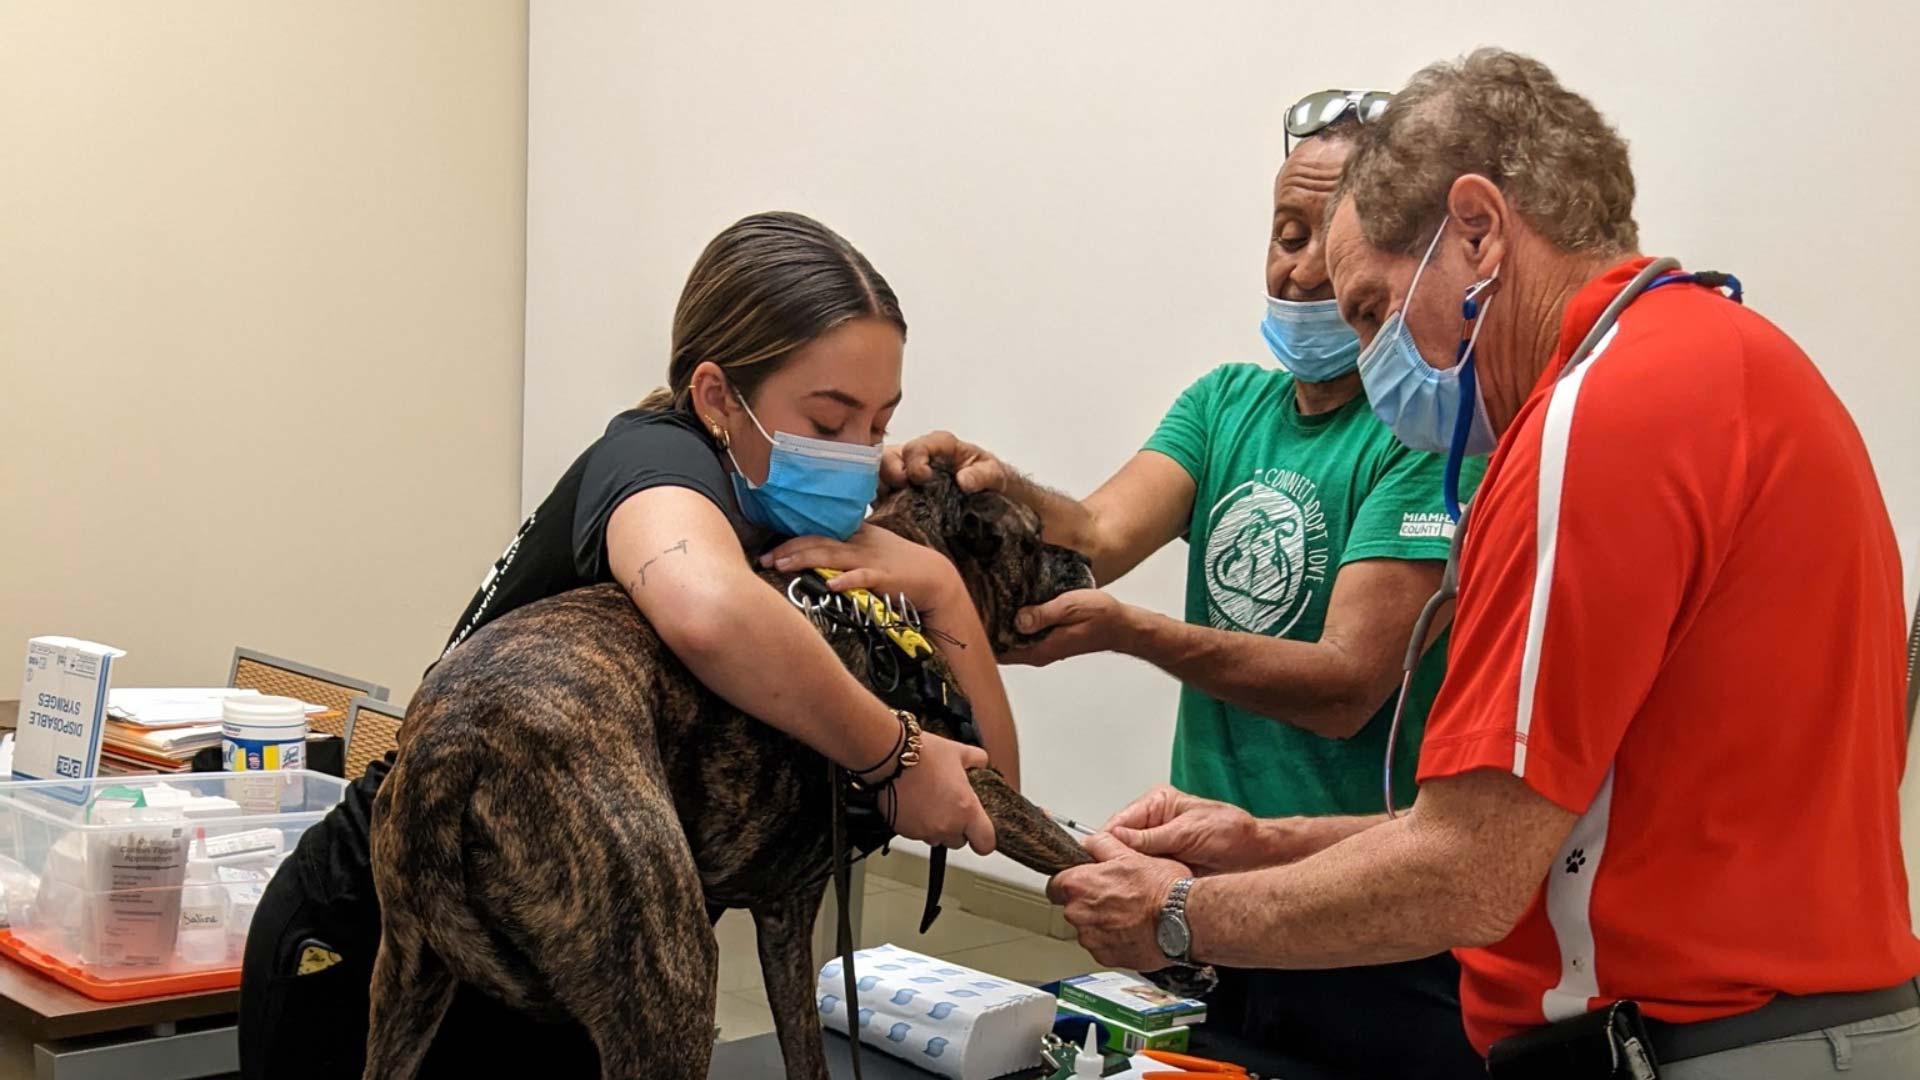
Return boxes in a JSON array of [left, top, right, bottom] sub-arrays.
[[1284, 89, 1392, 155]]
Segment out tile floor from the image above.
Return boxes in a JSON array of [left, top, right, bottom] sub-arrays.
[[714, 870, 1098, 1044]]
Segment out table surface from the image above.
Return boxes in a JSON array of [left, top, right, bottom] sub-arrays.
[[710, 1030, 1047, 1079], [714, 1024, 1326, 1080], [0, 699, 241, 1040]]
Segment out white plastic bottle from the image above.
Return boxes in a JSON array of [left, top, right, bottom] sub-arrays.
[[176, 831, 230, 966], [1073, 1027, 1103, 1078]]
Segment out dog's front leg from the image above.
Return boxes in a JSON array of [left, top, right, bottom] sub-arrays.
[[750, 881, 831, 1080]]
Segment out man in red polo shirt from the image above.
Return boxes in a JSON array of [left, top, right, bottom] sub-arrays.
[[1048, 49, 1920, 1077]]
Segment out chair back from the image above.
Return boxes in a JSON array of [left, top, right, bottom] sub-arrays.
[[230, 648, 388, 739], [344, 695, 406, 780]]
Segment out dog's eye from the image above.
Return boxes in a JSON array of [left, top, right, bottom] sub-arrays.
[[958, 510, 1000, 556]]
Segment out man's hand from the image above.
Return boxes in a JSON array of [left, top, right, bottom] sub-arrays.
[[1001, 589, 1140, 667], [883, 431, 1009, 496], [1102, 785, 1264, 876], [1047, 833, 1191, 972]]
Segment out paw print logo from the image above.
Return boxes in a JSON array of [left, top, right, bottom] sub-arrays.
[[1564, 848, 1587, 874]]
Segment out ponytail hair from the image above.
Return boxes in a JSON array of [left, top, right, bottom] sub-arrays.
[[640, 212, 906, 411]]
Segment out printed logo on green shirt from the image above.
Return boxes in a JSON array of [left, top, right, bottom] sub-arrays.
[[1203, 468, 1331, 635], [1398, 512, 1458, 539]]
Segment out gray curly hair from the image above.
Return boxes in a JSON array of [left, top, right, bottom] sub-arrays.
[[1337, 49, 1639, 257]]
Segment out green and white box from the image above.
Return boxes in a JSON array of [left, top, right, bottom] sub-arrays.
[[1058, 971, 1206, 1032], [1056, 1002, 1192, 1054]]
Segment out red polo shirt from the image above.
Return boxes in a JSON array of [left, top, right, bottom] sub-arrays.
[[1418, 258, 1920, 1054]]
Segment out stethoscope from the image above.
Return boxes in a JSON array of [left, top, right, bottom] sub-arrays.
[[1381, 257, 1744, 817]]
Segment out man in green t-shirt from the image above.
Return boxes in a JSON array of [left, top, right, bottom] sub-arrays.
[[888, 94, 1484, 1078]]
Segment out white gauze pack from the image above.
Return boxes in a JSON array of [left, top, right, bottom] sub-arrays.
[[816, 943, 1055, 1080]]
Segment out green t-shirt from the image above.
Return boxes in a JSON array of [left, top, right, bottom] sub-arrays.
[[1143, 363, 1484, 818]]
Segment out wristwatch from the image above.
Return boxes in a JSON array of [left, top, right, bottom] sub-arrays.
[[1155, 877, 1195, 963]]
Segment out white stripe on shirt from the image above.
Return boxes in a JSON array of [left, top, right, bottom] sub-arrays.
[[1542, 765, 1618, 1020], [1512, 321, 1619, 777]]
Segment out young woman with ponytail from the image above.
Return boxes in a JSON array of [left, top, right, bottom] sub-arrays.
[[239, 211, 1015, 1079]]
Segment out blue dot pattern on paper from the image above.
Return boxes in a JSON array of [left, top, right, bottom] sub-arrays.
[[971, 980, 1004, 989], [887, 1022, 912, 1043], [935, 967, 964, 975], [949, 989, 979, 999], [890, 988, 919, 1006], [901, 956, 926, 964], [877, 963, 904, 971], [818, 994, 839, 1015], [912, 976, 940, 985], [927, 1002, 956, 1020], [822, 962, 841, 980], [925, 1037, 950, 1058], [856, 1008, 874, 1029], [857, 975, 879, 991]]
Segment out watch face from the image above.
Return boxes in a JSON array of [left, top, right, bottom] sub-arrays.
[[1156, 914, 1191, 958]]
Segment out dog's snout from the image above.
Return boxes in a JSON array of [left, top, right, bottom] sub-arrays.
[[1046, 545, 1096, 593]]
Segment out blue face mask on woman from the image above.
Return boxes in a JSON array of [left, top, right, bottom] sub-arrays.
[[1356, 220, 1499, 456], [1260, 296, 1362, 382], [723, 390, 881, 540]]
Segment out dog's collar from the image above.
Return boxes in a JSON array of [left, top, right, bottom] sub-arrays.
[[809, 568, 934, 660]]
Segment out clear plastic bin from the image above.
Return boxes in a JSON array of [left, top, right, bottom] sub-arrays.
[[0, 771, 347, 999]]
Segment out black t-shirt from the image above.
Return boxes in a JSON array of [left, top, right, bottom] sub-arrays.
[[441, 407, 753, 657], [285, 409, 752, 909]]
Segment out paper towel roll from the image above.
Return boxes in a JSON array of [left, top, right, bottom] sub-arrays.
[[816, 943, 1055, 1080]]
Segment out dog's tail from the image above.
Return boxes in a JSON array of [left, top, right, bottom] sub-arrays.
[[369, 706, 523, 994]]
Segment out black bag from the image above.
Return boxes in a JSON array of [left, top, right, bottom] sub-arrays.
[[1487, 1001, 1661, 1080]]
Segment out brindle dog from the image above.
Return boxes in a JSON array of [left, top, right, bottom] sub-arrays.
[[363, 472, 1106, 1079]]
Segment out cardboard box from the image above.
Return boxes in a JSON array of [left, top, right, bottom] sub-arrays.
[[16, 638, 123, 803], [1056, 1002, 1192, 1054], [1058, 970, 1206, 1032]]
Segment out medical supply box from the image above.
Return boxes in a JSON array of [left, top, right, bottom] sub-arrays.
[[0, 771, 347, 999], [1056, 1002, 1192, 1055], [1058, 971, 1207, 1032]]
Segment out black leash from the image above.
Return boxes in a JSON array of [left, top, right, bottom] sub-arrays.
[[795, 567, 989, 1077], [831, 761, 865, 1080]]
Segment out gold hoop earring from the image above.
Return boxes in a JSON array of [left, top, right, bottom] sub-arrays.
[[704, 420, 730, 450]]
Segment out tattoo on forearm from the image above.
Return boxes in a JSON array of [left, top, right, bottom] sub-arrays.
[[629, 538, 691, 592]]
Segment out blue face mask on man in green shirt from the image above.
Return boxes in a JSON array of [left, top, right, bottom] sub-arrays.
[[1260, 295, 1362, 382]]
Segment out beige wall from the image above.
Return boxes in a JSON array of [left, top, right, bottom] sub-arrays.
[[1, 3, 528, 701]]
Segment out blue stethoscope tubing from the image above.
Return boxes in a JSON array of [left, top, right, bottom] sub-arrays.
[[1380, 257, 1744, 817]]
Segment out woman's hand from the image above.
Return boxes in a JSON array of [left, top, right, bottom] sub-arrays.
[[885, 732, 996, 854], [763, 524, 965, 610]]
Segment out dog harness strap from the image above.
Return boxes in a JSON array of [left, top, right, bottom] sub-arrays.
[[812, 568, 935, 659], [831, 762, 866, 1080], [793, 565, 977, 937], [919, 848, 947, 935]]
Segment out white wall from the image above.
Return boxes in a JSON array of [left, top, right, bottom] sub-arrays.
[[526, 1, 1920, 889], [2, 2, 529, 701]]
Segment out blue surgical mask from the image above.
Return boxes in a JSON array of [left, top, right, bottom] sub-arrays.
[[724, 391, 881, 540], [1260, 296, 1361, 382], [1356, 220, 1499, 457]]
